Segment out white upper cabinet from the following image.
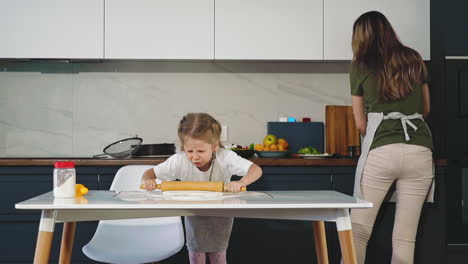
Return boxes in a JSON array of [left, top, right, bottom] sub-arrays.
[[1, 1, 430, 61], [324, 0, 430, 60], [105, 0, 214, 60], [215, 0, 323, 60], [0, 0, 104, 59]]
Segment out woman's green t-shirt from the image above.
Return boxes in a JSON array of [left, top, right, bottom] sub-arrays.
[[350, 63, 433, 150]]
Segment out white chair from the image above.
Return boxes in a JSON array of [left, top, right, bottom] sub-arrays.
[[82, 165, 185, 264]]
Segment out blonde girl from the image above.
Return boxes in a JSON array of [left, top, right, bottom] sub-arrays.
[[142, 113, 262, 264]]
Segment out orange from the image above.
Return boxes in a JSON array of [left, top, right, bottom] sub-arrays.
[[263, 145, 271, 151], [278, 144, 285, 151], [254, 144, 264, 151], [277, 138, 289, 149], [270, 144, 278, 151], [75, 184, 89, 196]]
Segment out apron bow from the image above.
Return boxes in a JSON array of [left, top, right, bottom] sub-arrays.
[[383, 112, 423, 141]]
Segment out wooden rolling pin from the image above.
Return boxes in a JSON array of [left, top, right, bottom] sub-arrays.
[[140, 181, 246, 192]]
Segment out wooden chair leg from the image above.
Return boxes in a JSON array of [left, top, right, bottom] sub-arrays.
[[59, 222, 76, 264], [338, 229, 357, 264], [312, 221, 329, 264]]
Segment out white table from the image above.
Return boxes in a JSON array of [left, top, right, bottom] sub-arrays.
[[16, 190, 372, 264]]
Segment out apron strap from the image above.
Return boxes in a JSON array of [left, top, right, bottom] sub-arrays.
[[383, 112, 423, 141], [353, 112, 384, 199]]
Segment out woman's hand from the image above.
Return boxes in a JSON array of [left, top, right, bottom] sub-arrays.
[[226, 180, 247, 193], [356, 121, 367, 136], [352, 95, 367, 136], [141, 169, 157, 191]]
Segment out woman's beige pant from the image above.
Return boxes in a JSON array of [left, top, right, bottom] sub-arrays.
[[351, 143, 433, 264]]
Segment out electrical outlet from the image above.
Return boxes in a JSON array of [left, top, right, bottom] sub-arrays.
[[221, 125, 228, 141]]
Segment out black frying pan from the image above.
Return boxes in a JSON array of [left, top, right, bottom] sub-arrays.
[[131, 143, 176, 157]]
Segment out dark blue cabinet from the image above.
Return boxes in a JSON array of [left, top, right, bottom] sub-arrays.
[[227, 167, 333, 264], [0, 166, 100, 264], [0, 165, 446, 264], [249, 167, 332, 191], [97, 166, 121, 190], [331, 166, 356, 196]]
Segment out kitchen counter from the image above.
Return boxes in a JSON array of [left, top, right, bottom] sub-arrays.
[[0, 157, 448, 167]]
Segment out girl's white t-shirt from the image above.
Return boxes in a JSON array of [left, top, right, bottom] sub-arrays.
[[153, 147, 253, 183]]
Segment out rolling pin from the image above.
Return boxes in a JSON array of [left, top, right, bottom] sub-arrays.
[[140, 181, 246, 192]]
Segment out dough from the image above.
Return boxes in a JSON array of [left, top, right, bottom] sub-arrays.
[[162, 191, 221, 196], [162, 191, 237, 200]]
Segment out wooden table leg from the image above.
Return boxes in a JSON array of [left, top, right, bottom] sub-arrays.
[[34, 210, 56, 264], [312, 221, 329, 264], [336, 209, 357, 264], [59, 222, 76, 264]]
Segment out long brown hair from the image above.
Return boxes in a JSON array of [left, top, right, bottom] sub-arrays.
[[352, 11, 428, 102], [178, 113, 222, 150]]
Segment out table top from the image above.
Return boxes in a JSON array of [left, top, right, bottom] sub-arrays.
[[16, 190, 372, 210]]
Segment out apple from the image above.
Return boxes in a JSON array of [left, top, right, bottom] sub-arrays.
[[263, 134, 277, 147]]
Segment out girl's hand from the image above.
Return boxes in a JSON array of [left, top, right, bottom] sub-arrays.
[[141, 169, 157, 191], [141, 178, 157, 191], [226, 180, 246, 193]]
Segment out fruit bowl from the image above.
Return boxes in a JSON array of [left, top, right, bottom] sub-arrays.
[[231, 149, 255, 159], [255, 151, 290, 158]]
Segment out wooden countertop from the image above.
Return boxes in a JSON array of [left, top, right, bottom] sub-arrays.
[[0, 157, 448, 167]]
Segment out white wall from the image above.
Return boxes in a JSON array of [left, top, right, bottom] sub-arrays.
[[0, 63, 350, 157]]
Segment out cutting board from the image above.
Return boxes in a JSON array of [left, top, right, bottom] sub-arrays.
[[325, 105, 360, 155]]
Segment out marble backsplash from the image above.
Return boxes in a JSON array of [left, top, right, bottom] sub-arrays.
[[0, 62, 351, 157]]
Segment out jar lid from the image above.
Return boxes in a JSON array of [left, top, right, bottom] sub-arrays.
[[54, 161, 75, 168]]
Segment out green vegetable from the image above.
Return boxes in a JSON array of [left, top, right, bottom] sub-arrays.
[[249, 143, 254, 150], [298, 147, 321, 154]]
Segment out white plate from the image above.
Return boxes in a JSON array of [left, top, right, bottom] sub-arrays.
[[298, 154, 333, 159]]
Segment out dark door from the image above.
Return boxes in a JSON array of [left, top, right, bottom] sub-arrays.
[[445, 58, 468, 243]]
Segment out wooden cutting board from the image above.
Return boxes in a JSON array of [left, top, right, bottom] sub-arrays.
[[325, 105, 360, 156]]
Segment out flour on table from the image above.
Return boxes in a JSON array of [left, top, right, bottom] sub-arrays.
[[114, 191, 164, 201], [114, 190, 270, 201]]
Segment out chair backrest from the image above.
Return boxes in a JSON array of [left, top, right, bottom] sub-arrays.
[[108, 165, 172, 225], [82, 165, 184, 263], [110, 165, 161, 192]]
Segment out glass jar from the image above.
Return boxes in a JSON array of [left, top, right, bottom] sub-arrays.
[[53, 161, 76, 198]]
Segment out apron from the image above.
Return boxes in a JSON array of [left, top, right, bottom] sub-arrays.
[[353, 112, 435, 203], [184, 155, 234, 252]]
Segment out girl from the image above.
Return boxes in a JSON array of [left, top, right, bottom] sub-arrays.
[[349, 11, 433, 264], [141, 113, 262, 264]]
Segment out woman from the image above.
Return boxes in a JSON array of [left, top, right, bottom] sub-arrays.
[[349, 11, 434, 264]]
